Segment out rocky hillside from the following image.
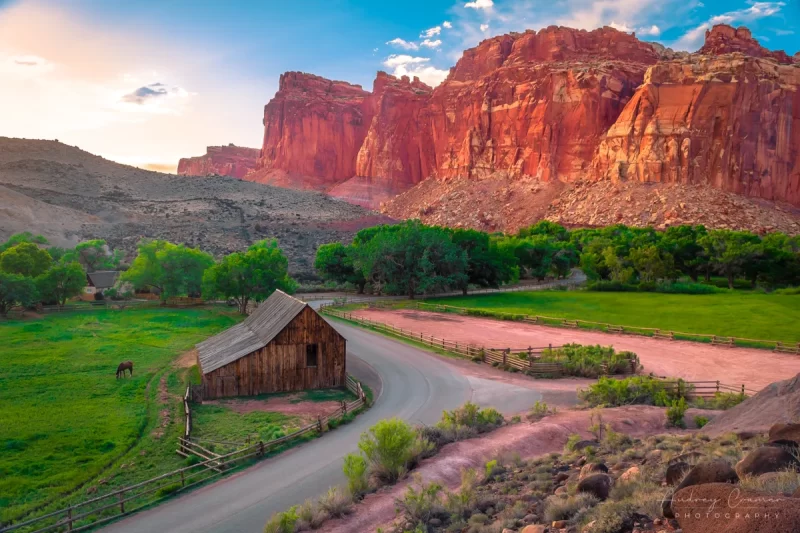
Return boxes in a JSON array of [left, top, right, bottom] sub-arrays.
[[203, 23, 799, 234], [0, 137, 389, 280], [177, 145, 260, 179]]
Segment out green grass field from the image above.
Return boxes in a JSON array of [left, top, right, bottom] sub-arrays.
[[0, 307, 242, 523], [427, 291, 800, 343]]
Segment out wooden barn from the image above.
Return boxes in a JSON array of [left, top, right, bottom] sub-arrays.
[[196, 290, 346, 400]]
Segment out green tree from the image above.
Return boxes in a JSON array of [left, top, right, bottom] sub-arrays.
[[450, 229, 517, 294], [700, 230, 761, 289], [0, 242, 52, 277], [203, 239, 297, 314], [355, 221, 467, 298], [759, 233, 800, 287], [660, 225, 708, 281], [551, 243, 580, 279], [0, 272, 39, 316], [517, 220, 569, 241], [602, 246, 634, 283], [629, 245, 674, 283], [63, 239, 122, 272], [314, 242, 366, 293], [159, 245, 214, 298], [121, 239, 172, 297], [0, 232, 48, 253], [36, 262, 86, 308]]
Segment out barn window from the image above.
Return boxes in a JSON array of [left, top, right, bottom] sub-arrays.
[[306, 344, 318, 367]]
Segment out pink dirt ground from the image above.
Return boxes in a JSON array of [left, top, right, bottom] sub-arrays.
[[319, 405, 699, 533], [352, 309, 800, 391], [204, 395, 344, 421]]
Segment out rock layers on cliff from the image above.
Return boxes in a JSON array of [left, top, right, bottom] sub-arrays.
[[177, 145, 260, 179]]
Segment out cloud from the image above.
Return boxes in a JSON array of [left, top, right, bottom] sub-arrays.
[[774, 29, 794, 35], [382, 55, 449, 86], [480, 24, 489, 32], [3, 55, 53, 77], [119, 82, 189, 113], [608, 21, 634, 32], [121, 83, 169, 104], [673, 1, 785, 50], [639, 25, 661, 36], [386, 38, 419, 50], [421, 26, 441, 38], [464, 0, 493, 10], [443, 21, 453, 29], [421, 39, 442, 48]]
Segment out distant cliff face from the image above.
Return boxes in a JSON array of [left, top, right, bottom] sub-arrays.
[[177, 145, 259, 179], [246, 24, 800, 217]]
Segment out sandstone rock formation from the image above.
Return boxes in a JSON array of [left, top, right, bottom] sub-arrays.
[[247, 23, 800, 230], [177, 145, 259, 179]]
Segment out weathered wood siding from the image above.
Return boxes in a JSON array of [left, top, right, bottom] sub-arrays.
[[201, 306, 346, 399]]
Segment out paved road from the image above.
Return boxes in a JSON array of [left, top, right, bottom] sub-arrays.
[[103, 319, 542, 533]]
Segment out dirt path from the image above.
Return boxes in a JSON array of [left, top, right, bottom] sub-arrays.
[[204, 395, 345, 422], [352, 309, 800, 391], [319, 405, 698, 533]]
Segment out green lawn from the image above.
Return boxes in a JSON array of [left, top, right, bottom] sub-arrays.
[[427, 291, 800, 343], [0, 307, 242, 523]]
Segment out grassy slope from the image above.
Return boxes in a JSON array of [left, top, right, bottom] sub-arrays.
[[0, 307, 242, 522], [427, 291, 800, 343]]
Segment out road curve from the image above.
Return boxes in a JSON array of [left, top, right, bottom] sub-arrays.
[[102, 317, 542, 533]]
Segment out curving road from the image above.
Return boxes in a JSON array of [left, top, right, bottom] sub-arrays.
[[102, 315, 542, 533]]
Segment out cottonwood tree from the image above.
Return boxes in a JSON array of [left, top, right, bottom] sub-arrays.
[[314, 242, 366, 293], [0, 272, 38, 317], [36, 262, 86, 308], [355, 221, 467, 299], [450, 228, 517, 294], [63, 240, 122, 272], [0, 242, 52, 278], [629, 245, 675, 283], [122, 239, 213, 301], [203, 239, 297, 314], [0, 232, 48, 253], [700, 230, 761, 289]]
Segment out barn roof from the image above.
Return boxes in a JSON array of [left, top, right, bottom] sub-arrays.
[[87, 271, 119, 289], [196, 290, 308, 374]]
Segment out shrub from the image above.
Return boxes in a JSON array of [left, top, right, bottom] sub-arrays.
[[263, 506, 298, 533], [739, 470, 800, 495], [358, 418, 419, 484], [775, 287, 800, 295], [540, 344, 638, 378], [666, 398, 688, 428], [395, 477, 443, 526], [317, 487, 352, 518], [694, 415, 709, 428], [655, 281, 722, 294], [155, 482, 181, 499], [587, 281, 637, 292], [527, 400, 556, 421], [432, 402, 505, 447], [693, 392, 747, 410], [444, 469, 477, 520], [342, 453, 368, 497], [543, 493, 599, 522], [296, 499, 328, 530], [484, 459, 504, 480], [565, 433, 583, 452], [578, 376, 688, 407], [603, 425, 632, 450]]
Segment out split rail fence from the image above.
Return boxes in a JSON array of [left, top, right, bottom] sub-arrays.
[[400, 301, 799, 353], [320, 307, 639, 377], [1, 377, 367, 533]]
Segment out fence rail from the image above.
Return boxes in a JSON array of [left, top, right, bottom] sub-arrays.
[[320, 307, 640, 378], [659, 379, 757, 399], [1, 376, 368, 533], [403, 302, 799, 353]]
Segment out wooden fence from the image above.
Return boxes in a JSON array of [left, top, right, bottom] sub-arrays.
[[658, 379, 757, 399], [321, 307, 639, 378], [1, 377, 367, 533], [405, 301, 799, 353]]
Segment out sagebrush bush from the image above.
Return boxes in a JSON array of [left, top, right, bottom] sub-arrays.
[[358, 418, 420, 484], [578, 376, 688, 407], [543, 493, 599, 522], [539, 344, 638, 378], [739, 470, 800, 495], [693, 391, 747, 410], [317, 487, 352, 518], [565, 433, 584, 452], [296, 499, 328, 531], [263, 505, 298, 533], [693, 415, 709, 428], [527, 400, 556, 421], [666, 398, 688, 428], [444, 469, 477, 520], [396, 477, 444, 525], [342, 453, 368, 497]]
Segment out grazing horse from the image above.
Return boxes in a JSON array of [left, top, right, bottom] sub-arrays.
[[116, 361, 134, 379]]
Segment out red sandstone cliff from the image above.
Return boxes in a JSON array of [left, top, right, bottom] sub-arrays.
[[177, 145, 260, 179], [248, 72, 372, 190], [243, 24, 799, 222]]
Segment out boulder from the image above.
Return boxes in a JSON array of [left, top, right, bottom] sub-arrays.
[[673, 482, 800, 533], [521, 526, 546, 533], [668, 452, 704, 465], [619, 466, 641, 483], [577, 473, 613, 501], [735, 446, 800, 478], [572, 440, 600, 452], [768, 423, 800, 448], [579, 462, 608, 480], [666, 462, 691, 485], [664, 459, 739, 518]]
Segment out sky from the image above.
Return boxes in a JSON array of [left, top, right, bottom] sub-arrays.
[[0, 0, 798, 172]]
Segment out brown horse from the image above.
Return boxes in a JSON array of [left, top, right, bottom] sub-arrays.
[[116, 361, 134, 379]]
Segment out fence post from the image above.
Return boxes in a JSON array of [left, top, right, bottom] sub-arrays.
[[716, 381, 720, 393], [342, 400, 347, 416], [258, 441, 265, 456], [503, 349, 508, 366], [528, 346, 532, 360], [118, 490, 125, 514], [548, 343, 552, 353], [181, 470, 185, 487], [741, 384, 745, 395], [67, 506, 73, 531], [317, 416, 324, 433]]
